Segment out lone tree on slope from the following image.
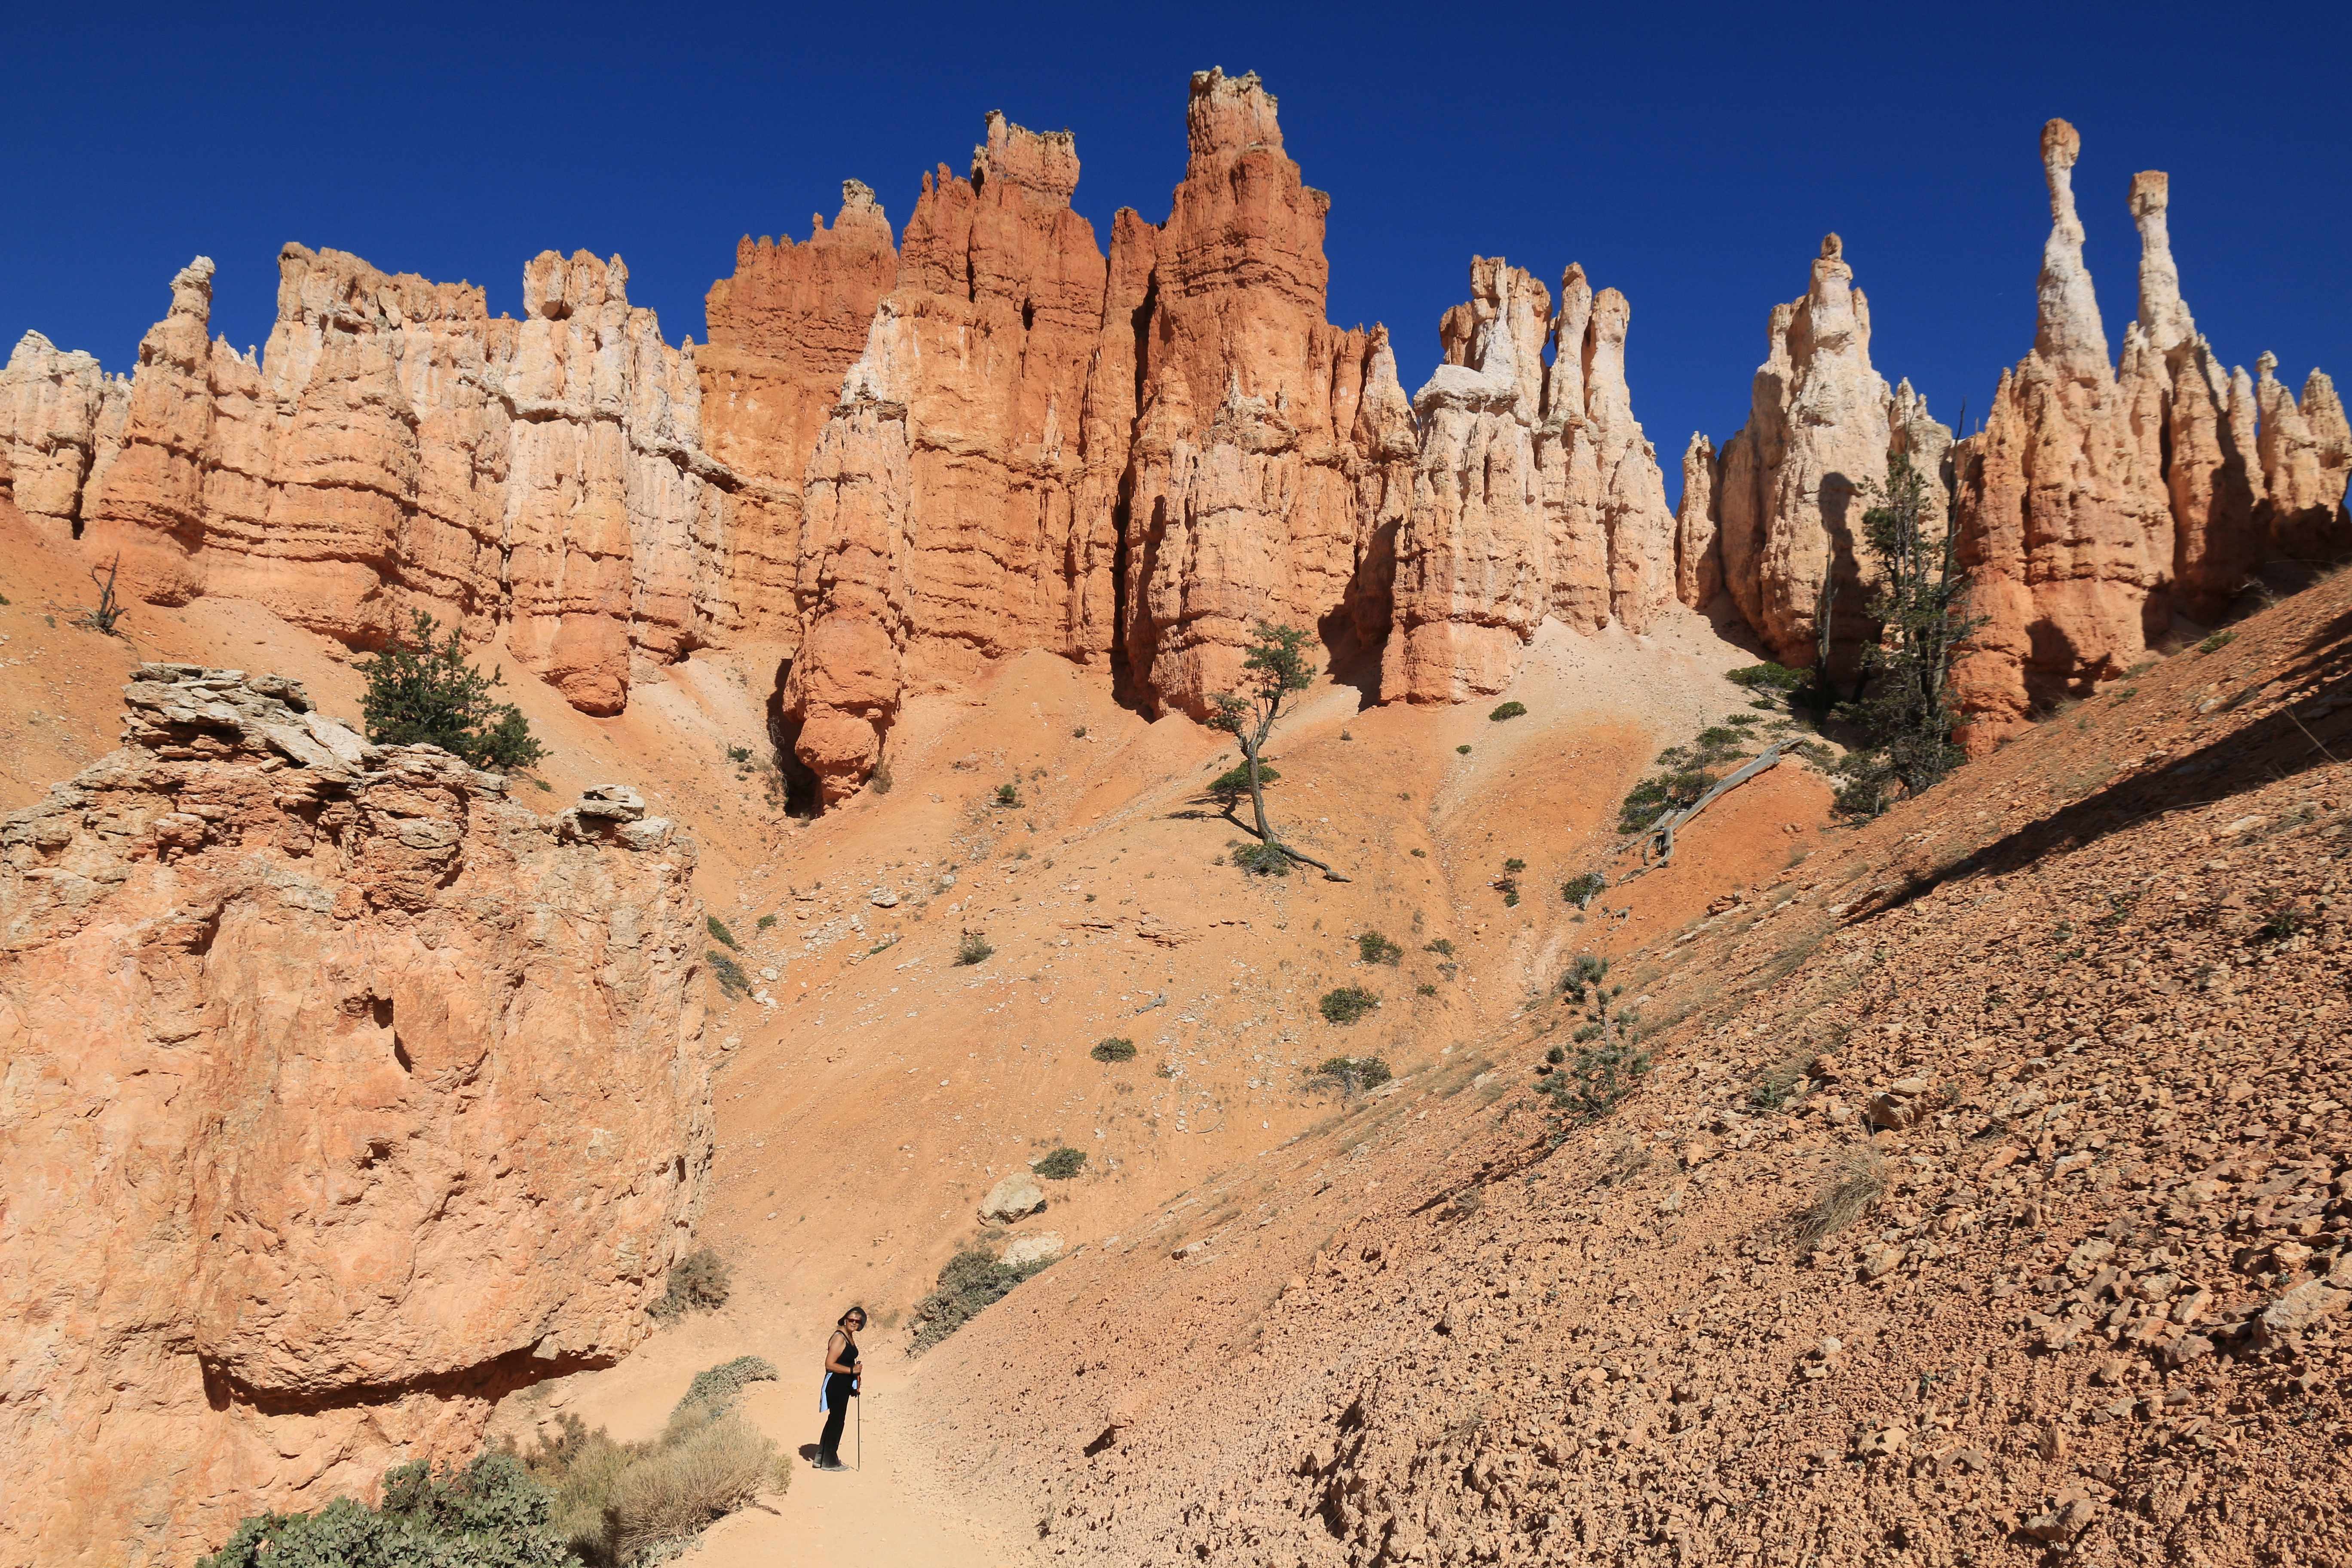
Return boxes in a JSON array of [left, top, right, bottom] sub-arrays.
[[1210, 622, 1345, 880], [1834, 450, 1982, 815]]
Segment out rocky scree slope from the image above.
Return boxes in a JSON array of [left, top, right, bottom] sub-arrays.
[[917, 567, 2352, 1567], [0, 666, 712, 1568]]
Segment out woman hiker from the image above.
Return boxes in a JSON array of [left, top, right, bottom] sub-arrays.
[[815, 1306, 864, 1471]]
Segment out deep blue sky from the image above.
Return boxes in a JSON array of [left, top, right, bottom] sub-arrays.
[[8, 1, 2346, 506]]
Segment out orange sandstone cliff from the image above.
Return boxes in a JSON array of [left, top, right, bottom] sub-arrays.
[[0, 666, 711, 1567]]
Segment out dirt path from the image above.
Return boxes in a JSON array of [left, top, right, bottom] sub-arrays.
[[694, 1371, 1018, 1567], [516, 1330, 1023, 1568]]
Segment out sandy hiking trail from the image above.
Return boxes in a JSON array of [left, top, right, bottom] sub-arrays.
[[508, 1327, 1021, 1568]]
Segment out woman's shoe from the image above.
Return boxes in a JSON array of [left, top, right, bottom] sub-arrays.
[[813, 1457, 847, 1471]]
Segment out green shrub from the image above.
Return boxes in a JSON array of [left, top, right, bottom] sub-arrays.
[[1314, 1054, 1393, 1091], [1234, 842, 1290, 876], [1209, 761, 1281, 796], [725, 745, 751, 764], [1033, 1147, 1087, 1179], [1561, 872, 1606, 908], [1417, 982, 1439, 997], [357, 611, 545, 772], [1319, 986, 1379, 1024], [995, 781, 1023, 807], [1540, 1040, 1652, 1121], [755, 913, 778, 931], [706, 916, 740, 950], [514, 1362, 786, 1567], [1455, 744, 1472, 755], [1726, 662, 1808, 692], [1561, 953, 1608, 1003], [1488, 701, 1528, 721], [2196, 630, 2237, 654], [956, 932, 994, 966], [1503, 857, 1525, 873], [1090, 1036, 1137, 1062], [674, 1356, 778, 1422], [1357, 931, 1403, 965], [707, 951, 752, 999], [911, 1248, 1054, 1352], [199, 1452, 567, 1568], [1423, 938, 1455, 957], [649, 1247, 731, 1322]]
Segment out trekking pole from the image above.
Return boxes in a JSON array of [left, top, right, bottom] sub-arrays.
[[856, 1376, 863, 1471]]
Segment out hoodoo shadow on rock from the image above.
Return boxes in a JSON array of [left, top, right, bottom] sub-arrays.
[[765, 656, 823, 818]]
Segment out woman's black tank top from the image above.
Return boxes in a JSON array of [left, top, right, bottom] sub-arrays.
[[831, 1335, 860, 1374]]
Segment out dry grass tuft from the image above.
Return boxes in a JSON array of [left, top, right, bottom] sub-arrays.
[[1795, 1145, 1890, 1248], [518, 1361, 787, 1566]]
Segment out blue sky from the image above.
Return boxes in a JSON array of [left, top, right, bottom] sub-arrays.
[[7, 1, 2346, 505]]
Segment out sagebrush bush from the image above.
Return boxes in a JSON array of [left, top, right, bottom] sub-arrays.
[[1357, 931, 1403, 965], [706, 916, 740, 950], [956, 931, 994, 966], [1033, 1146, 1087, 1179], [1488, 700, 1527, 721], [606, 1415, 775, 1562], [357, 611, 545, 772], [200, 1453, 567, 1568], [911, 1248, 1053, 1352], [1233, 842, 1290, 876], [516, 1363, 785, 1568], [995, 781, 1022, 807], [673, 1356, 778, 1422], [1090, 1036, 1137, 1062], [649, 1246, 731, 1321], [1314, 1054, 1392, 1091], [1319, 986, 1378, 1024]]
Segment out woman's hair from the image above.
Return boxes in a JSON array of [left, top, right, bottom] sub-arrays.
[[837, 1305, 868, 1328]]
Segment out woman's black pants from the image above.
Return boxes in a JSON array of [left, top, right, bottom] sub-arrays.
[[820, 1373, 854, 1463]]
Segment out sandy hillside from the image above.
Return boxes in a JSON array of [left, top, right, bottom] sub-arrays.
[[904, 567, 2352, 1566]]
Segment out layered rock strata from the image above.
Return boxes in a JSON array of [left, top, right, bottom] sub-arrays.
[[1117, 68, 1416, 719], [1694, 236, 1953, 678], [1381, 256, 1681, 701], [1948, 121, 2176, 748], [50, 245, 741, 715], [776, 72, 1423, 797], [2253, 353, 2352, 561], [700, 182, 901, 644], [778, 116, 1128, 795], [0, 666, 710, 1568], [1949, 122, 2347, 749], [0, 330, 127, 534]]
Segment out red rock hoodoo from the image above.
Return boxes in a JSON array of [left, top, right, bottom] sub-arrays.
[[7, 91, 2347, 797]]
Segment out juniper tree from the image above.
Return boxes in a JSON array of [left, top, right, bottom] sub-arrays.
[[356, 611, 546, 772], [1210, 622, 1345, 878], [1833, 451, 1982, 815]]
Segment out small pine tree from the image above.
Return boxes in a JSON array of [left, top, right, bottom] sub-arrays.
[[357, 611, 546, 772], [1210, 623, 1318, 873], [1834, 452, 1984, 816]]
